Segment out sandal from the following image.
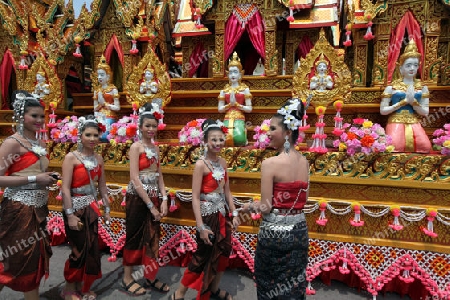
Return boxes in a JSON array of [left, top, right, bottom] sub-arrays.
[[144, 278, 170, 293], [120, 279, 147, 296], [211, 288, 233, 300], [60, 289, 81, 300], [170, 292, 185, 300], [81, 293, 97, 300]]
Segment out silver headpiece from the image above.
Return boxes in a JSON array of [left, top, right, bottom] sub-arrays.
[[12, 92, 41, 135]]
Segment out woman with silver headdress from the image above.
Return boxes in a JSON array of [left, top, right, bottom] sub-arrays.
[[172, 119, 240, 300], [121, 102, 169, 296], [0, 91, 57, 300], [60, 116, 110, 300], [242, 99, 309, 300]]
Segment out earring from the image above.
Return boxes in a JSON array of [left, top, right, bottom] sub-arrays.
[[203, 143, 208, 157], [284, 136, 290, 154]]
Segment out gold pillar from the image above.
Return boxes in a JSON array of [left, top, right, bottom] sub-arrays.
[[264, 16, 278, 76], [372, 22, 390, 86], [422, 18, 441, 85], [213, 20, 225, 78], [353, 30, 369, 87]]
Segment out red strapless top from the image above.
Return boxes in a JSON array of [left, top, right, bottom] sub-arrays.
[[138, 152, 159, 171], [71, 163, 102, 188], [200, 172, 228, 194], [272, 181, 308, 210], [5, 152, 40, 176]]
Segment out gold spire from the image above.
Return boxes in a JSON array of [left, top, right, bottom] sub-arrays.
[[228, 52, 243, 71], [37, 66, 46, 77]]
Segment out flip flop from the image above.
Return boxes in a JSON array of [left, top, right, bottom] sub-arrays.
[[210, 288, 232, 300], [170, 292, 185, 300]]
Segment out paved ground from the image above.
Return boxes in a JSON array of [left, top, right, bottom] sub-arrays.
[[1, 245, 411, 300]]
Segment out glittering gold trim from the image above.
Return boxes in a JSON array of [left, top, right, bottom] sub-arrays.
[[388, 110, 418, 124]]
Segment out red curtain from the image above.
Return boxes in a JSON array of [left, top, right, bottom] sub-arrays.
[[387, 10, 423, 82], [0, 49, 15, 110], [225, 10, 265, 61], [297, 35, 314, 60], [104, 34, 124, 66], [188, 42, 207, 78], [246, 11, 265, 60]]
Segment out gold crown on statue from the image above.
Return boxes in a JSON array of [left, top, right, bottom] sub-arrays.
[[399, 39, 421, 65], [315, 53, 329, 67], [37, 67, 46, 77], [97, 54, 112, 76], [228, 52, 243, 71], [144, 63, 155, 74]]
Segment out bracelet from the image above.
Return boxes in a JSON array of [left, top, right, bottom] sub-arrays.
[[28, 176, 37, 183], [147, 201, 154, 209], [197, 224, 206, 232], [412, 100, 421, 107], [162, 195, 168, 201], [105, 207, 111, 214], [65, 208, 74, 215], [232, 210, 239, 217]]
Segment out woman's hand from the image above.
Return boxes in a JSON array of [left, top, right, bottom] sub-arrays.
[[200, 228, 214, 246], [67, 214, 81, 231], [160, 200, 168, 217], [150, 206, 161, 221], [232, 216, 241, 229], [36, 172, 58, 186]]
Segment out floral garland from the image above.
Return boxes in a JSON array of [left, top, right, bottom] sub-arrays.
[[252, 119, 305, 149], [432, 123, 450, 155], [333, 118, 394, 155], [50, 116, 79, 143], [178, 119, 206, 146], [107, 115, 138, 144]]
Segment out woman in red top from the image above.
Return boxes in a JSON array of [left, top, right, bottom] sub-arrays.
[[243, 99, 309, 300], [172, 119, 240, 300], [0, 91, 57, 300], [121, 102, 168, 296], [60, 116, 111, 300]]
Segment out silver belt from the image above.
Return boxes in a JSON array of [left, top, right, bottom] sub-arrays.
[[263, 212, 305, 225], [127, 181, 159, 197], [200, 192, 226, 216], [71, 195, 96, 211], [3, 188, 48, 208], [71, 184, 94, 195], [139, 173, 159, 184]]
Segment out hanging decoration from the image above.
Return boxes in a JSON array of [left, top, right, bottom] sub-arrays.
[[343, 24, 352, 47], [309, 106, 328, 153], [331, 100, 344, 136], [364, 15, 375, 40]]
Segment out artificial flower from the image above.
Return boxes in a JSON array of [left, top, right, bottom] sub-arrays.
[[84, 160, 96, 170], [178, 119, 206, 146], [212, 168, 225, 182], [145, 148, 157, 160], [32, 145, 47, 157], [107, 115, 140, 143], [333, 119, 393, 156], [50, 115, 79, 143], [432, 124, 450, 155]]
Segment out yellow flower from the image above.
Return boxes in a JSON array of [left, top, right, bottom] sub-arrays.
[[261, 124, 269, 132], [443, 140, 450, 148], [339, 142, 347, 152], [362, 120, 373, 128], [386, 145, 395, 152], [253, 196, 261, 202], [315, 106, 326, 115], [109, 139, 117, 146]]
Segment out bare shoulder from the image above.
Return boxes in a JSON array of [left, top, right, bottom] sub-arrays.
[[261, 156, 277, 169], [194, 158, 206, 168], [96, 153, 104, 164]]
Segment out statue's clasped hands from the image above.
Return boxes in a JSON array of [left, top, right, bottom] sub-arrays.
[[405, 85, 415, 104]]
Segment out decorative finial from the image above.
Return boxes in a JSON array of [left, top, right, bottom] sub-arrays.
[[315, 53, 328, 67], [37, 66, 46, 77], [97, 54, 112, 76], [228, 52, 243, 71]]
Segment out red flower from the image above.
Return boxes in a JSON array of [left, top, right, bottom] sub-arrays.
[[97, 123, 106, 133], [221, 126, 228, 134], [361, 135, 375, 147], [39, 100, 45, 107], [126, 123, 137, 137], [188, 120, 198, 127], [347, 132, 357, 140], [153, 112, 163, 120]]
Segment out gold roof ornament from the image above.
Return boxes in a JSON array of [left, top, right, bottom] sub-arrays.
[[37, 66, 46, 77], [97, 55, 113, 76]]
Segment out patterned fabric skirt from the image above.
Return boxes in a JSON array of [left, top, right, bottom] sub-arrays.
[[254, 220, 309, 300], [0, 197, 52, 292], [122, 193, 161, 280], [63, 204, 101, 293]]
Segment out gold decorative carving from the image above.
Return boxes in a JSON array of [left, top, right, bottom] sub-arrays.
[[23, 55, 63, 107], [213, 33, 224, 77], [125, 48, 171, 108], [292, 28, 351, 107], [423, 36, 441, 85], [265, 28, 278, 76]]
